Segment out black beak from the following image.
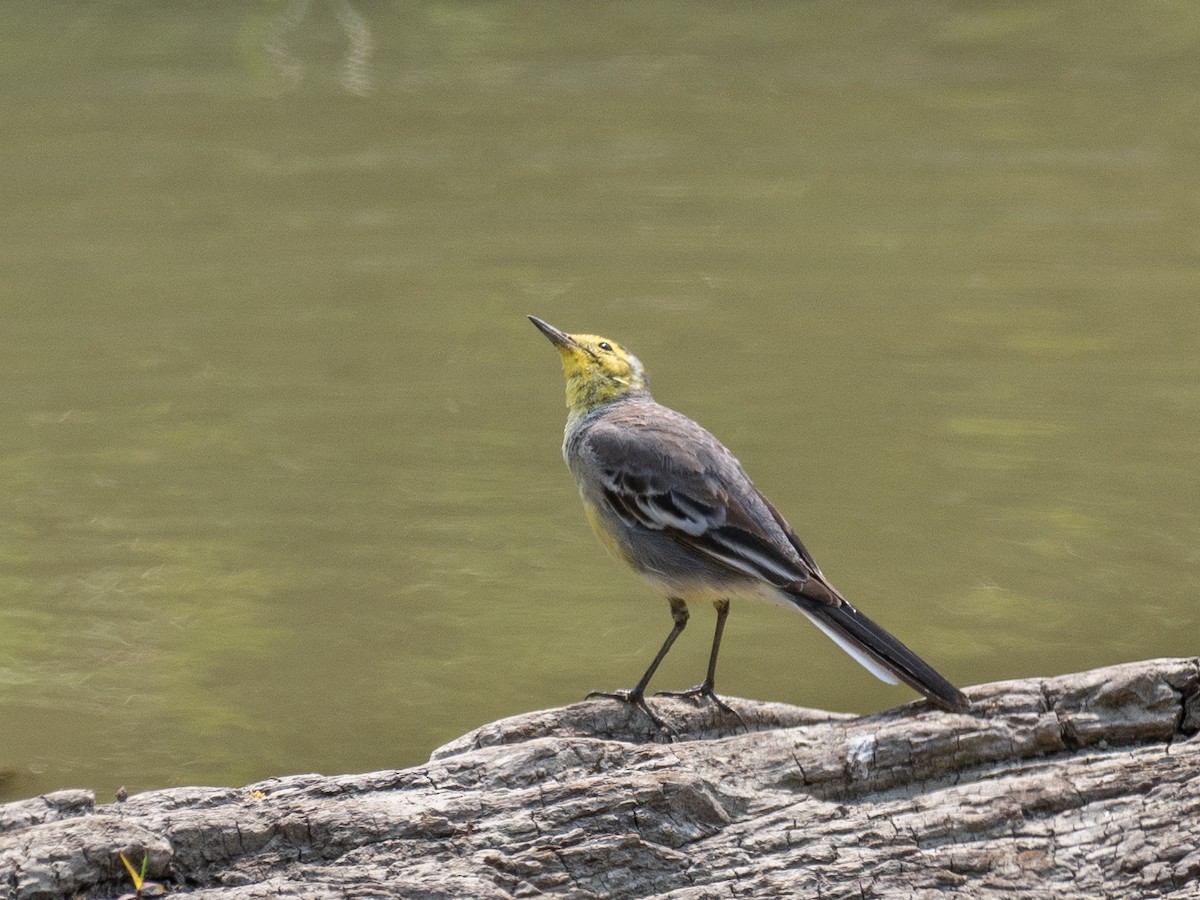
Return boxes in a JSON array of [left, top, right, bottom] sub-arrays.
[[528, 315, 579, 351]]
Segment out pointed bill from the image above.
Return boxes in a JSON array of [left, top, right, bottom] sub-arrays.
[[528, 316, 579, 351]]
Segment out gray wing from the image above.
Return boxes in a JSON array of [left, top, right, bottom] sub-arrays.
[[577, 410, 828, 596]]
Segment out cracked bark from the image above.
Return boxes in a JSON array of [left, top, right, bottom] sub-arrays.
[[1, 658, 1198, 899]]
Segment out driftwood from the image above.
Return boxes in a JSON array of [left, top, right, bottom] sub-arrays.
[[2, 657, 1198, 899]]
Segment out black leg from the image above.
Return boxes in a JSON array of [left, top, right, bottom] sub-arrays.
[[702, 597, 729, 691], [587, 598, 688, 731], [655, 599, 744, 725]]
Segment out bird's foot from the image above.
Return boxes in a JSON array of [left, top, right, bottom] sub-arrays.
[[586, 688, 674, 735], [655, 683, 747, 729]]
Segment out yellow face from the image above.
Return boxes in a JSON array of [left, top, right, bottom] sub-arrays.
[[529, 317, 648, 414], [557, 331, 644, 385]]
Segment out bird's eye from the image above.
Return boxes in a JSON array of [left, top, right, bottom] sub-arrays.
[[598, 342, 612, 352]]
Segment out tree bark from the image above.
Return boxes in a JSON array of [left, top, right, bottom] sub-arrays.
[[2, 657, 1198, 899]]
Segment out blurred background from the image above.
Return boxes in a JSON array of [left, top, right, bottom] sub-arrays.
[[2, 2, 1198, 803]]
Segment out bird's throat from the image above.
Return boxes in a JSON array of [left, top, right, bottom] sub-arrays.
[[563, 372, 629, 418]]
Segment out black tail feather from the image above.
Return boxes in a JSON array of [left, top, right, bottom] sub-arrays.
[[793, 594, 970, 713]]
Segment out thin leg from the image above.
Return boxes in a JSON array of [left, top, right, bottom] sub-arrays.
[[702, 597, 729, 691], [587, 598, 688, 731], [656, 599, 744, 725]]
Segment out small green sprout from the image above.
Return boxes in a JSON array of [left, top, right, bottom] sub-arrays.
[[119, 851, 148, 898]]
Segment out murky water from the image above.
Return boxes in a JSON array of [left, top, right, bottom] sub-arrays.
[[2, 2, 1198, 802]]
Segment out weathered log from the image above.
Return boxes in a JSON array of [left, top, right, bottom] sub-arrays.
[[2, 658, 1198, 899]]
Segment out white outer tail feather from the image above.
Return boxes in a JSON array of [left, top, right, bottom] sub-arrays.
[[797, 608, 902, 685]]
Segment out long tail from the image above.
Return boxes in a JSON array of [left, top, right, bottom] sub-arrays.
[[791, 593, 970, 713]]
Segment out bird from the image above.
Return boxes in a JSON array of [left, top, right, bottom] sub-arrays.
[[528, 315, 970, 728]]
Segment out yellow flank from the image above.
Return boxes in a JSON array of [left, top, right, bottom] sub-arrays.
[[582, 498, 636, 565]]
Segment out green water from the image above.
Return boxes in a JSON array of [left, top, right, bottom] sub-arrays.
[[2, 2, 1197, 802]]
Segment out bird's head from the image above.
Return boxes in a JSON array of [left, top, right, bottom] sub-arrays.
[[529, 316, 648, 416]]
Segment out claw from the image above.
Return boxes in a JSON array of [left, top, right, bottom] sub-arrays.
[[655, 683, 747, 731], [586, 688, 675, 735]]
